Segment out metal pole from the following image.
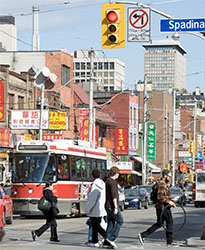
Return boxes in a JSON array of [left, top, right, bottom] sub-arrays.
[[142, 75, 147, 185], [192, 100, 197, 170], [32, 6, 40, 51], [88, 50, 94, 148], [172, 89, 175, 186], [39, 83, 45, 140]]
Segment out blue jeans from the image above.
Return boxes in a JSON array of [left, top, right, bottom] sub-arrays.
[[105, 207, 123, 241]]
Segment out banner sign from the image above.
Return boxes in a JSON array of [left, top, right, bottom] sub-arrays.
[[115, 128, 128, 155], [11, 110, 49, 129], [79, 109, 95, 144], [0, 81, 5, 121], [0, 128, 10, 147], [147, 123, 156, 160], [49, 111, 67, 130], [42, 134, 63, 141]]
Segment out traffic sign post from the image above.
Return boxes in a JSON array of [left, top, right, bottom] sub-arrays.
[[160, 18, 205, 32], [127, 8, 150, 42]]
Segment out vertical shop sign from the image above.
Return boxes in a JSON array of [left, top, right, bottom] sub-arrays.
[[0, 81, 5, 121], [115, 128, 128, 155], [79, 109, 95, 144], [147, 122, 156, 159]]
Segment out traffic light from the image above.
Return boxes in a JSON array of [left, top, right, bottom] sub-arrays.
[[189, 141, 195, 154], [202, 145, 205, 156], [102, 4, 125, 49]]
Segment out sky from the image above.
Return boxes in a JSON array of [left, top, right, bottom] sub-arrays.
[[1, 0, 205, 93]]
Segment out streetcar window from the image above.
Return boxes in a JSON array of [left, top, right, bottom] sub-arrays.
[[81, 159, 87, 179], [43, 155, 57, 183], [57, 155, 69, 180], [92, 160, 97, 169], [97, 160, 101, 170], [87, 159, 92, 180]]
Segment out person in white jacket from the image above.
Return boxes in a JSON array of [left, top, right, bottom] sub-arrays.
[[85, 168, 107, 247]]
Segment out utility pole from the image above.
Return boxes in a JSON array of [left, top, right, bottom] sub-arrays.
[[39, 83, 45, 140], [142, 74, 147, 185], [32, 6, 40, 51], [88, 50, 94, 148], [172, 89, 175, 187], [193, 100, 197, 170]]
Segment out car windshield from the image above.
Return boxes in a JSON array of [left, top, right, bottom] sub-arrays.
[[187, 185, 192, 191], [124, 189, 139, 197], [140, 185, 152, 193], [171, 188, 182, 194], [12, 153, 57, 183]]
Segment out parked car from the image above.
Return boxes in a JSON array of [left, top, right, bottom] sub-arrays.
[[139, 185, 153, 204], [118, 185, 125, 211], [170, 187, 186, 206], [124, 188, 149, 209], [0, 187, 13, 225], [184, 184, 193, 203]]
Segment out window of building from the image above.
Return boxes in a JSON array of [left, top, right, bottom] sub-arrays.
[[104, 86, 108, 91], [110, 72, 114, 77], [110, 62, 114, 70], [87, 62, 91, 70], [110, 86, 114, 91], [130, 106, 132, 124], [81, 62, 86, 70], [9, 93, 15, 110], [94, 62, 97, 70], [81, 72, 85, 77], [75, 72, 80, 77], [75, 79, 80, 83], [98, 62, 103, 70], [61, 65, 70, 87], [75, 62, 80, 70], [104, 62, 108, 69], [18, 96, 24, 109]]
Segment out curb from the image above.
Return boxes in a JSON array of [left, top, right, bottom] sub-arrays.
[[186, 237, 205, 248]]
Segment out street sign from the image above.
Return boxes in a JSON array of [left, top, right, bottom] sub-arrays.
[[160, 18, 205, 32], [127, 8, 150, 42]]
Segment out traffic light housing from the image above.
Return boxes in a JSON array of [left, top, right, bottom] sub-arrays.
[[202, 145, 205, 157], [189, 141, 195, 154], [102, 4, 125, 49]]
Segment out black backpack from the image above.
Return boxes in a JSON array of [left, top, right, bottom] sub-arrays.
[[150, 183, 158, 204]]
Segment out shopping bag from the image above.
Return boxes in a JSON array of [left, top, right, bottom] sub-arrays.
[[100, 217, 107, 231], [38, 196, 51, 212]]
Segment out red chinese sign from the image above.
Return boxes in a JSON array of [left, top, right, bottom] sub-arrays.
[[95, 126, 99, 148], [103, 138, 113, 152], [79, 109, 95, 144], [42, 134, 63, 141], [0, 128, 10, 147], [115, 128, 128, 155], [0, 81, 5, 121]]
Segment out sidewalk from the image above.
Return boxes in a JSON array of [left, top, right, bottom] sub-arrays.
[[186, 237, 205, 248]]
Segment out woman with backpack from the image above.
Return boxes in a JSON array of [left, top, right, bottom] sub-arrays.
[[31, 182, 59, 242]]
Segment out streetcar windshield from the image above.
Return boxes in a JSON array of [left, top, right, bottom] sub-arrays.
[[12, 153, 57, 183]]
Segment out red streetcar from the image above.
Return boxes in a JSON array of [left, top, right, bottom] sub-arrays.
[[11, 140, 107, 217]]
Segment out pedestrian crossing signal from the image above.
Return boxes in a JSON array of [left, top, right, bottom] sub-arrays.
[[102, 4, 125, 49]]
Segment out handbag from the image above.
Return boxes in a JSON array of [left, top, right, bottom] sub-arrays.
[[51, 202, 59, 216], [38, 196, 52, 212]]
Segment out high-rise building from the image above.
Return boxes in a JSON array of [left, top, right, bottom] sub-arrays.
[[0, 16, 16, 51], [68, 50, 125, 92], [143, 38, 186, 93]]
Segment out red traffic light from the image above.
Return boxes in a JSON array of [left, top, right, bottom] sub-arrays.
[[107, 11, 118, 22]]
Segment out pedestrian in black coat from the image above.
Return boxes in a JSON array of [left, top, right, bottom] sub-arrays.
[[31, 182, 59, 242]]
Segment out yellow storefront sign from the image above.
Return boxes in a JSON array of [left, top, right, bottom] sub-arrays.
[[49, 112, 67, 130]]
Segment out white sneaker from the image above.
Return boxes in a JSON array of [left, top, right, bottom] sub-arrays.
[[106, 239, 117, 248], [87, 242, 101, 247], [138, 233, 144, 246]]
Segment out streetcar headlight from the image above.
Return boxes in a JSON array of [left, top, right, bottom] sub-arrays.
[[28, 188, 33, 194]]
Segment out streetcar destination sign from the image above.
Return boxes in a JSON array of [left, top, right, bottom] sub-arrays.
[[160, 18, 205, 32]]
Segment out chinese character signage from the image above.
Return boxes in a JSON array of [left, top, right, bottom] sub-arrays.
[[49, 111, 67, 130], [115, 128, 128, 155], [11, 110, 49, 129], [147, 123, 156, 160], [0, 81, 5, 121], [42, 134, 63, 141], [103, 138, 113, 152], [0, 128, 10, 147], [79, 109, 95, 144]]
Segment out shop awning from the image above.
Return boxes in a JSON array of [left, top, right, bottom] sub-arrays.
[[132, 156, 161, 173], [131, 170, 142, 176]]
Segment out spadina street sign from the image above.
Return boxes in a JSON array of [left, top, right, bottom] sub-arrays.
[[160, 18, 205, 32], [128, 8, 150, 42]]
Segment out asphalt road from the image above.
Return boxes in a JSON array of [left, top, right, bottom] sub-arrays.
[[1, 203, 204, 250]]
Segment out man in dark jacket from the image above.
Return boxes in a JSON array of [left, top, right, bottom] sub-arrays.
[[104, 166, 123, 249], [31, 182, 59, 242], [138, 169, 176, 246]]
